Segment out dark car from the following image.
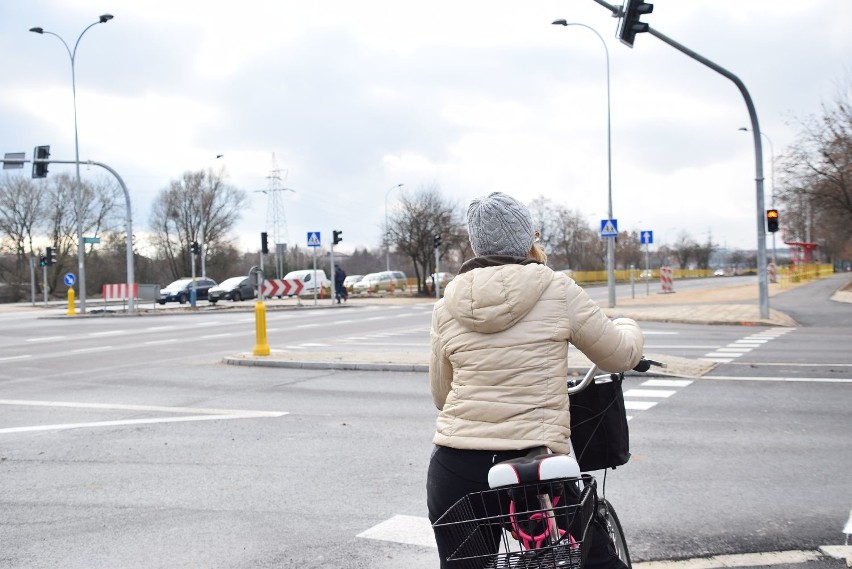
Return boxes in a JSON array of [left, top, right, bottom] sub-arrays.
[[208, 276, 255, 304], [158, 277, 217, 305]]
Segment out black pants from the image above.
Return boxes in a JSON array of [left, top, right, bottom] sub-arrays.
[[427, 445, 628, 569]]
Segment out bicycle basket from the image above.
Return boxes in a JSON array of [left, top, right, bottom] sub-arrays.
[[569, 375, 630, 471], [432, 475, 596, 569]]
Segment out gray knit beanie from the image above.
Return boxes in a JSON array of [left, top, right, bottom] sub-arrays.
[[466, 192, 534, 257]]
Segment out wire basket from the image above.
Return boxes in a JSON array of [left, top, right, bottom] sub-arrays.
[[433, 475, 597, 569]]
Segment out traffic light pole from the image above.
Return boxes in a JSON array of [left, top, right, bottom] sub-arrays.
[[3, 156, 137, 314], [589, 0, 770, 320]]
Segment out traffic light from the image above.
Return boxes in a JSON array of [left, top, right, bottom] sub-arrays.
[[45, 247, 54, 266], [433, 234, 442, 249], [39, 256, 47, 268], [190, 241, 199, 255], [260, 232, 269, 254], [332, 230, 343, 245], [617, 0, 654, 48], [766, 209, 779, 233], [32, 145, 50, 178]]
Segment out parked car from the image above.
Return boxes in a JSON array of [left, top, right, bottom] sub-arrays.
[[208, 276, 255, 304], [282, 269, 331, 297], [343, 274, 364, 293], [158, 277, 217, 305], [426, 272, 454, 288], [353, 271, 408, 294]]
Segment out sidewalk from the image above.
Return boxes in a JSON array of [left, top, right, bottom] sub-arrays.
[[224, 275, 852, 378]]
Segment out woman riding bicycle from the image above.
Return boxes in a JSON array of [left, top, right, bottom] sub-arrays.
[[427, 191, 644, 569]]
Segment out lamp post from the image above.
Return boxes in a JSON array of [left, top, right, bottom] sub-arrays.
[[552, 20, 616, 308], [30, 14, 114, 314], [739, 127, 776, 264], [384, 183, 404, 272]]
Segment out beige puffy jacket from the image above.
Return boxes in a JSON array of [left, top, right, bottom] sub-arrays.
[[430, 257, 644, 455]]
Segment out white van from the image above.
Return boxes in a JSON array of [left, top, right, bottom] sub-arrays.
[[282, 269, 332, 297]]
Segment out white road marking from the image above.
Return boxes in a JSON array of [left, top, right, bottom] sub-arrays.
[[623, 389, 676, 398], [820, 545, 852, 560], [633, 549, 822, 569], [89, 330, 126, 337], [357, 516, 834, 569], [201, 333, 234, 339], [299, 343, 329, 347], [0, 355, 32, 362], [146, 326, 177, 331], [144, 339, 178, 345], [357, 514, 436, 548], [710, 376, 852, 383], [624, 400, 657, 411], [0, 399, 288, 435], [72, 346, 113, 353], [295, 323, 320, 328], [644, 345, 719, 349], [715, 347, 754, 353], [643, 379, 693, 388], [26, 336, 65, 342]]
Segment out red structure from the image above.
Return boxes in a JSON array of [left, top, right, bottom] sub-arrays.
[[784, 241, 819, 264]]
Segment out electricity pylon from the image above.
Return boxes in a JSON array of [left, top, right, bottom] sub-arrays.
[[256, 153, 295, 278]]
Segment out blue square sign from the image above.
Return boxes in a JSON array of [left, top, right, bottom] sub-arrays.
[[600, 219, 618, 237]]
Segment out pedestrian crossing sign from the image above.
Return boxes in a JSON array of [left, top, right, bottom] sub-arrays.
[[307, 231, 321, 247], [600, 219, 618, 237]]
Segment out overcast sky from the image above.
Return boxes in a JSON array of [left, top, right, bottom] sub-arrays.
[[2, 1, 850, 258]]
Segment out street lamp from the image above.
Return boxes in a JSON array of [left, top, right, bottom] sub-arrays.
[[30, 14, 114, 314], [739, 127, 777, 264], [552, 20, 616, 308], [384, 183, 404, 272]]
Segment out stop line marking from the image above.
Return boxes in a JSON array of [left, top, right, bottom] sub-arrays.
[[0, 399, 288, 435]]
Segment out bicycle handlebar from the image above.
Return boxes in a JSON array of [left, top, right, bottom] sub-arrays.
[[567, 357, 665, 395]]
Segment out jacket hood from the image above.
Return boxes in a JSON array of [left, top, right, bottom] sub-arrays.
[[442, 258, 551, 334]]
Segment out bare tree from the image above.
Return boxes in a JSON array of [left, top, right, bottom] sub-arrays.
[[671, 232, 699, 269], [390, 184, 461, 293], [616, 231, 643, 270], [528, 196, 603, 270], [41, 173, 124, 295], [149, 169, 248, 281], [0, 175, 45, 299], [778, 76, 852, 262]]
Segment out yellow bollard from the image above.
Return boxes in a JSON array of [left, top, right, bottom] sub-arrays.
[[252, 300, 270, 356], [67, 288, 76, 316]]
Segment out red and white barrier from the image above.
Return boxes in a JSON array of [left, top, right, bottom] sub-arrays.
[[102, 283, 138, 300], [260, 278, 304, 298], [660, 267, 674, 294]]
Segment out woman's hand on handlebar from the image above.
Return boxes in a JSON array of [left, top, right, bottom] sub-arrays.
[[632, 358, 666, 373]]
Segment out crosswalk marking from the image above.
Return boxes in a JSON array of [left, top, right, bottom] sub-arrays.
[[701, 328, 793, 362], [643, 379, 693, 388], [625, 400, 657, 411]]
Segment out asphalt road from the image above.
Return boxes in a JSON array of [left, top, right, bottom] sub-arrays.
[[0, 279, 850, 569]]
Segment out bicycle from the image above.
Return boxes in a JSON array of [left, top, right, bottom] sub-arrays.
[[432, 357, 665, 569]]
